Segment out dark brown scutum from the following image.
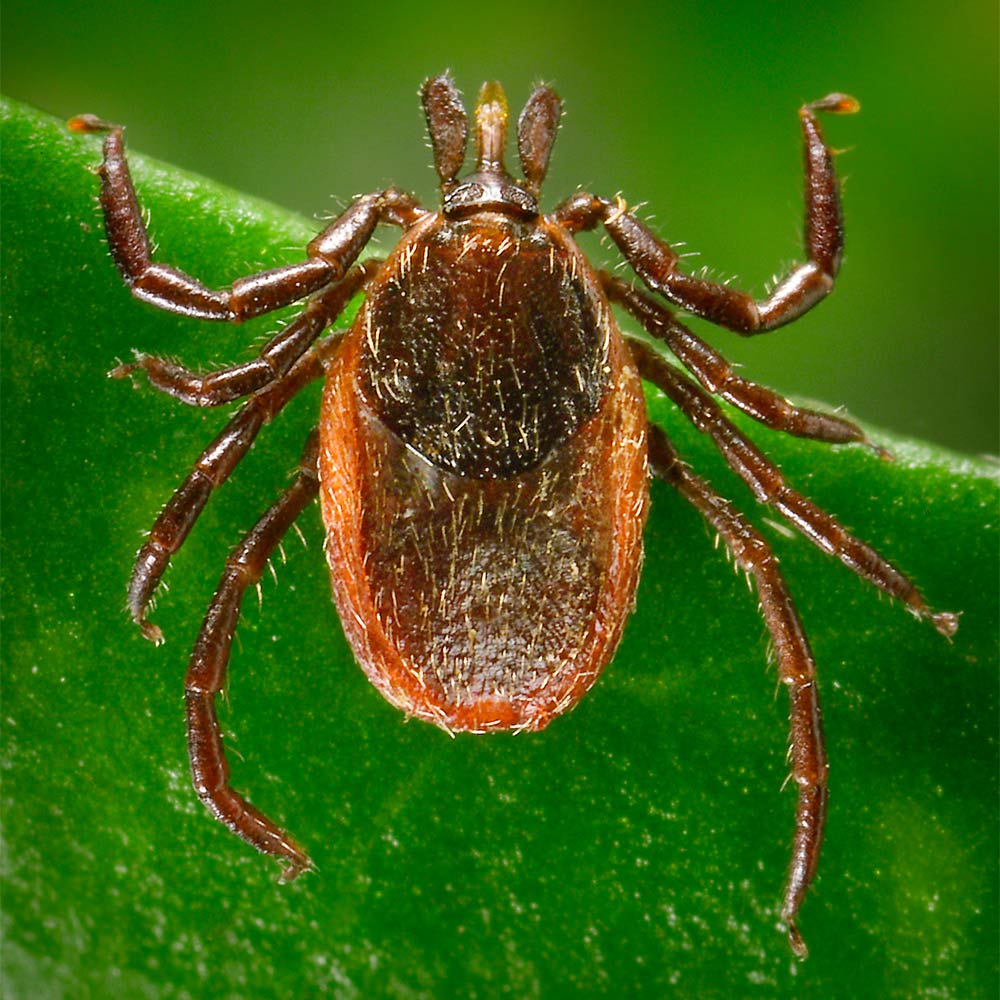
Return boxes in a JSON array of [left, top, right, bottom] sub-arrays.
[[358, 216, 611, 479]]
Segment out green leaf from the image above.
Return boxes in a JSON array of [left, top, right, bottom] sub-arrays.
[[3, 97, 997, 998]]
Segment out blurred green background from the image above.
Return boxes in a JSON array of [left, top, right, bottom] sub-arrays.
[[3, 2, 998, 999], [3, 0, 996, 452]]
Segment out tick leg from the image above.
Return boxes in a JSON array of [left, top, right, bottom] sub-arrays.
[[68, 115, 422, 321], [647, 422, 825, 958], [631, 339, 959, 637], [554, 94, 857, 333], [111, 260, 381, 406], [604, 274, 886, 455], [185, 430, 320, 881], [126, 319, 346, 642]]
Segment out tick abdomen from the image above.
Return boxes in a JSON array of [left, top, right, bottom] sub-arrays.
[[320, 215, 649, 732]]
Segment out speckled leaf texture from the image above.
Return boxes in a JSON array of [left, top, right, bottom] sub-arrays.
[[3, 98, 997, 999]]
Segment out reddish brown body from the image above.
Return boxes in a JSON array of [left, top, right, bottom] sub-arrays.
[[71, 73, 957, 957], [319, 214, 648, 732]]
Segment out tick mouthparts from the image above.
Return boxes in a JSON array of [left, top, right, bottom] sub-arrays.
[[67, 113, 119, 134], [474, 80, 510, 174]]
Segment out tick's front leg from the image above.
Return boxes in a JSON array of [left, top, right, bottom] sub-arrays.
[[68, 115, 423, 322], [555, 94, 858, 333]]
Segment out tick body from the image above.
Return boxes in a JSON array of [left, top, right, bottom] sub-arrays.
[[69, 75, 957, 958], [321, 206, 648, 733]]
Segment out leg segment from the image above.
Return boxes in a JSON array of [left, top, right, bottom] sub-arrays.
[[68, 115, 422, 321], [111, 260, 381, 406], [553, 95, 858, 333], [126, 323, 344, 642], [603, 273, 884, 453], [647, 422, 825, 958], [631, 339, 959, 637], [185, 430, 320, 881]]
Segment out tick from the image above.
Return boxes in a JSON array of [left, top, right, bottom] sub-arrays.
[[70, 74, 957, 957]]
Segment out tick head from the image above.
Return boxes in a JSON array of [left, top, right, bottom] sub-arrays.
[[421, 73, 563, 220]]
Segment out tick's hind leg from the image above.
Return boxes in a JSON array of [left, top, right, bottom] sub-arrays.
[[647, 423, 825, 959], [184, 430, 320, 880]]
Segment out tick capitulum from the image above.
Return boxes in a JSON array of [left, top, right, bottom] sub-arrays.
[[69, 74, 957, 958]]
